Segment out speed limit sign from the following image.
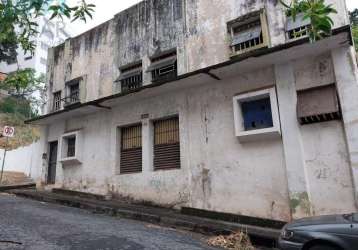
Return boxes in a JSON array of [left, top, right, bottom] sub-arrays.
[[3, 126, 15, 137]]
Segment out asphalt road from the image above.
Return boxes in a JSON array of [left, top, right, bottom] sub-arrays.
[[0, 193, 217, 250]]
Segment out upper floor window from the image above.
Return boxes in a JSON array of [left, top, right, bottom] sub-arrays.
[[147, 50, 177, 83], [64, 79, 81, 107], [53, 91, 61, 111], [117, 62, 143, 93], [286, 13, 311, 40], [227, 9, 269, 56]]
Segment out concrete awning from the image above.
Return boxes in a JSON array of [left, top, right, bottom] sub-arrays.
[[27, 25, 352, 126]]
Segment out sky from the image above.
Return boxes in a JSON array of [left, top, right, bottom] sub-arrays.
[[64, 0, 358, 37]]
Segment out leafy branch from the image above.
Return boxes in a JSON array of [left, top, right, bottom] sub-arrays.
[[280, 0, 337, 42], [0, 0, 95, 61]]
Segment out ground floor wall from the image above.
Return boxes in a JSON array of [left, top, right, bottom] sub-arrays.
[[40, 52, 357, 222]]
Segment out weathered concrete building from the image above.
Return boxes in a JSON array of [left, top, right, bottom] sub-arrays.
[[28, 0, 358, 222]]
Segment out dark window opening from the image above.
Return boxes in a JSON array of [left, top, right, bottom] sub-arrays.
[[121, 73, 142, 92], [241, 97, 273, 131], [53, 91, 61, 111], [64, 82, 80, 106], [151, 61, 177, 82], [24, 56, 33, 61], [120, 125, 142, 174], [119, 62, 143, 92], [149, 51, 177, 83], [67, 137, 76, 157], [153, 117, 180, 171]]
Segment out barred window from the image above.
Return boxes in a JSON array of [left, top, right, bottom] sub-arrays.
[[153, 117, 180, 171], [286, 13, 311, 40], [118, 62, 143, 92], [227, 10, 269, 56], [53, 91, 61, 111], [148, 50, 177, 83], [67, 137, 76, 158], [120, 124, 142, 174]]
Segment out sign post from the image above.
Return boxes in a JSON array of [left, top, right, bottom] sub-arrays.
[[0, 126, 15, 184]]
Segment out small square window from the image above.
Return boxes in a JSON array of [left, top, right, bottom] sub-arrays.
[[59, 131, 82, 166], [241, 97, 273, 131], [233, 87, 280, 142]]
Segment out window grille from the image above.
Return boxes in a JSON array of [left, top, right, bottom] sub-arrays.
[[228, 10, 269, 56], [53, 91, 61, 111], [67, 137, 76, 157], [118, 62, 143, 92], [153, 117, 180, 170], [120, 124, 142, 174], [65, 83, 80, 105], [286, 14, 311, 40], [148, 51, 177, 83]]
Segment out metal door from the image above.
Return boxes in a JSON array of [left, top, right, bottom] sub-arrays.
[[47, 141, 58, 184]]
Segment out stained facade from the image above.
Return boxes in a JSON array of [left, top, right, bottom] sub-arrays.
[[30, 0, 358, 222]]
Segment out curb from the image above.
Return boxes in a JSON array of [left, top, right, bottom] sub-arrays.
[[0, 183, 35, 191]]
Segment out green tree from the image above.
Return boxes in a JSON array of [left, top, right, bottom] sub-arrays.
[[350, 9, 358, 52], [0, 0, 95, 62], [0, 0, 95, 118], [280, 0, 337, 42]]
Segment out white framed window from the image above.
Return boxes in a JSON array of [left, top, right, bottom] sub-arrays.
[[233, 87, 280, 142], [286, 13, 311, 40], [59, 131, 82, 165]]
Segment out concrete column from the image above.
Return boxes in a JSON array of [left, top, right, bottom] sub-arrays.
[[331, 46, 358, 207], [142, 118, 153, 173], [275, 63, 312, 219], [37, 125, 49, 189]]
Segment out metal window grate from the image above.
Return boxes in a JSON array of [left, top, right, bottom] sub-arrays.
[[232, 20, 264, 53], [121, 73, 143, 92], [53, 91, 61, 111], [67, 137, 76, 157], [151, 62, 177, 82], [286, 14, 311, 40], [287, 25, 310, 39], [154, 117, 180, 170], [120, 125, 142, 174]]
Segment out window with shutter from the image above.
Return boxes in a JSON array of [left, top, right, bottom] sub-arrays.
[[227, 9, 269, 56], [118, 62, 143, 93], [153, 117, 180, 171], [148, 50, 177, 83], [120, 124, 142, 174], [286, 13, 311, 40]]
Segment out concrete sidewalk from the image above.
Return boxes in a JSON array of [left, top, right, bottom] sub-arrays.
[[8, 188, 282, 248]]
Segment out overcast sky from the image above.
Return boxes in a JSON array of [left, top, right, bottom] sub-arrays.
[[65, 0, 358, 37]]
